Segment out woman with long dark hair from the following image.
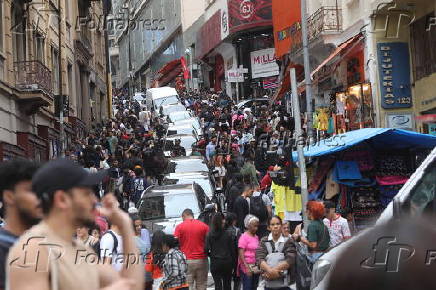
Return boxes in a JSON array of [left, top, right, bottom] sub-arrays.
[[145, 230, 165, 290], [205, 212, 235, 290]]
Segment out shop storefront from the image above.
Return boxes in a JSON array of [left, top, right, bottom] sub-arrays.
[[298, 128, 436, 232], [309, 33, 375, 136]]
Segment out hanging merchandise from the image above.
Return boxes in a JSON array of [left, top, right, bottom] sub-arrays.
[[327, 117, 335, 135], [293, 128, 436, 233], [325, 169, 340, 200], [317, 108, 329, 131], [308, 157, 335, 193]]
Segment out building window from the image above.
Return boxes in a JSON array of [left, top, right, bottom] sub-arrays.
[[67, 63, 73, 99], [12, 2, 26, 62], [34, 33, 45, 63], [51, 47, 60, 95], [411, 12, 436, 81]]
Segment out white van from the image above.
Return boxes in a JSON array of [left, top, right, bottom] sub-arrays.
[[146, 87, 179, 112], [311, 147, 436, 289]]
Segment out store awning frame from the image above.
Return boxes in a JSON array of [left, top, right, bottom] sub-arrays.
[[310, 33, 364, 80]]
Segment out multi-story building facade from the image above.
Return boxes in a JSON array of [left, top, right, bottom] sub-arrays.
[[272, 0, 435, 133], [0, 0, 109, 161], [111, 0, 206, 93]]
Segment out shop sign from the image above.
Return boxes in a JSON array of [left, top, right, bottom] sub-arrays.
[[227, 66, 247, 82], [221, 4, 229, 40], [387, 113, 413, 129], [377, 42, 412, 109], [250, 48, 279, 79], [228, 0, 272, 34], [429, 124, 436, 136]]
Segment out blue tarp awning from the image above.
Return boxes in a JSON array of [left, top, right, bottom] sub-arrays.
[[292, 128, 436, 161]]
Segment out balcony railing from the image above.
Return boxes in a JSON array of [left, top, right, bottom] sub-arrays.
[[290, 6, 343, 53], [14, 60, 53, 96]]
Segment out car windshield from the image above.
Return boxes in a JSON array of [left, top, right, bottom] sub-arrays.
[[163, 105, 186, 116], [168, 126, 195, 136], [140, 193, 200, 220], [164, 136, 196, 151], [170, 111, 191, 122], [155, 95, 179, 108], [409, 159, 436, 216], [168, 159, 208, 173]]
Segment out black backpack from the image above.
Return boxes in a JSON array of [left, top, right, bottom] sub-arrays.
[[249, 194, 269, 222]]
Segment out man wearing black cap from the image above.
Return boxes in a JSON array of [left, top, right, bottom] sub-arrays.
[[0, 159, 41, 290], [7, 159, 143, 290]]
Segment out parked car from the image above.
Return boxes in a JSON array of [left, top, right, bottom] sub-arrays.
[[146, 87, 179, 111], [161, 103, 187, 117], [165, 156, 209, 174], [163, 134, 197, 157], [137, 183, 211, 234], [236, 98, 269, 110], [163, 172, 215, 199], [311, 147, 436, 290]]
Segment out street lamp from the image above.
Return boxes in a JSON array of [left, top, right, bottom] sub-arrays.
[[185, 48, 194, 90]]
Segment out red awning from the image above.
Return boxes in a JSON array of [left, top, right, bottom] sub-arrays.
[[155, 59, 183, 87], [157, 59, 181, 76], [416, 114, 436, 123], [310, 33, 364, 80], [271, 63, 304, 103]]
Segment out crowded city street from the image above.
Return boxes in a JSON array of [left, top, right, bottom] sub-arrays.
[[0, 1, 436, 290]]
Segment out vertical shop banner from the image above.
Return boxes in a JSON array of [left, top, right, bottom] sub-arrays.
[[221, 4, 230, 40], [250, 48, 279, 79], [196, 10, 222, 59], [272, 0, 301, 58], [377, 42, 412, 109], [228, 0, 272, 34]]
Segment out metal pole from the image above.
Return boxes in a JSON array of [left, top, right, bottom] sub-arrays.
[[301, 0, 314, 144], [55, 2, 64, 157], [290, 67, 309, 229], [127, 4, 132, 98], [189, 51, 194, 90]]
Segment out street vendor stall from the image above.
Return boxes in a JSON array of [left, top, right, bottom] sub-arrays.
[[293, 128, 436, 232]]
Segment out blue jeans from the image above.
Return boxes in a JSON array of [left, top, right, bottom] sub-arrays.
[[240, 271, 259, 290], [307, 252, 324, 264]]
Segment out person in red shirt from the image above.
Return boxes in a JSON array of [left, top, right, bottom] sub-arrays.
[[174, 209, 209, 290]]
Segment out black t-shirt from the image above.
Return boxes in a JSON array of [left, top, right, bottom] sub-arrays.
[[0, 228, 18, 289], [233, 196, 249, 232]]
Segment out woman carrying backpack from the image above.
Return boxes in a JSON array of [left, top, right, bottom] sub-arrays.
[[256, 216, 296, 290], [205, 213, 236, 290]]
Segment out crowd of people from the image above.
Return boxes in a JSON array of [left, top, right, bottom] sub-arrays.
[[0, 88, 356, 290]]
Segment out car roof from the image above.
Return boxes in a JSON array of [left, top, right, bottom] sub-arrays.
[[163, 104, 185, 109], [165, 134, 196, 139], [170, 155, 204, 161], [165, 172, 209, 178], [147, 87, 178, 99]]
